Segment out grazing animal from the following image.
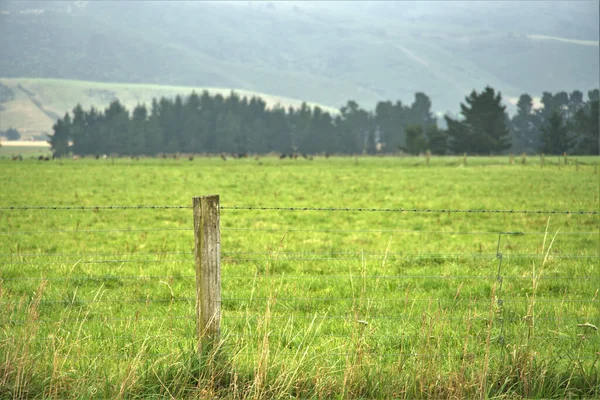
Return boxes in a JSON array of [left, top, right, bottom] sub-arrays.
[[38, 155, 44, 161], [220, 153, 227, 161], [279, 154, 287, 159], [189, 156, 194, 161], [12, 155, 22, 161]]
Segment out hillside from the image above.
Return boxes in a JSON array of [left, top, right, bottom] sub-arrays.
[[0, 78, 337, 137], [0, 0, 598, 136]]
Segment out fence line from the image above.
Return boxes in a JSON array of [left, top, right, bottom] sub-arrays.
[[1, 204, 598, 214], [2, 198, 598, 364], [7, 313, 596, 325], [2, 274, 598, 282], [2, 227, 598, 235], [2, 254, 597, 266], [3, 295, 598, 306], [1, 250, 598, 258]]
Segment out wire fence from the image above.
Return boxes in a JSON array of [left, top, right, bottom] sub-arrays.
[[1, 204, 598, 363]]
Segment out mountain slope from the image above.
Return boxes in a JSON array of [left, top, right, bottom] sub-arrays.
[[0, 0, 598, 135]]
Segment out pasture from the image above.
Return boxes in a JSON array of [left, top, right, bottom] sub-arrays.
[[1, 155, 599, 398]]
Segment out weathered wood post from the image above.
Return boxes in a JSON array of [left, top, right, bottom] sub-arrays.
[[463, 152, 467, 166], [540, 153, 544, 168], [193, 195, 221, 355], [426, 149, 431, 166], [509, 153, 514, 165]]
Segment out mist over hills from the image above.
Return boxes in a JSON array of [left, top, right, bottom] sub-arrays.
[[0, 0, 598, 134]]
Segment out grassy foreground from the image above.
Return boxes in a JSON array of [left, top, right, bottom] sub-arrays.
[[0, 155, 598, 398]]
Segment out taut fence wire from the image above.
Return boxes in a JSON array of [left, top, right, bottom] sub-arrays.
[[1, 201, 598, 364], [0, 204, 598, 214]]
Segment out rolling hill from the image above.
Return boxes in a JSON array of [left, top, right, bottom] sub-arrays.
[[0, 0, 598, 137]]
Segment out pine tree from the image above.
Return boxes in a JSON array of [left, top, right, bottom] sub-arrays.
[[540, 110, 576, 154], [446, 86, 511, 154], [49, 113, 71, 157]]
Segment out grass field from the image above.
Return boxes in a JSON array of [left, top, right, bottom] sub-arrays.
[[1, 155, 599, 398]]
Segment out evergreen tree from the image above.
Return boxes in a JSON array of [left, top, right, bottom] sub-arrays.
[[70, 104, 88, 155], [574, 98, 599, 155], [510, 93, 541, 153], [540, 110, 576, 154], [425, 125, 447, 155], [49, 113, 71, 157], [405, 125, 427, 155], [103, 100, 129, 155], [336, 100, 369, 155], [445, 86, 511, 154], [129, 104, 148, 155]]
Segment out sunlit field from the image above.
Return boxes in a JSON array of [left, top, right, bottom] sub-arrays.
[[1, 155, 598, 398]]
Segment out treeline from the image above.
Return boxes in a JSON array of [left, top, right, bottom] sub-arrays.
[[49, 87, 599, 157]]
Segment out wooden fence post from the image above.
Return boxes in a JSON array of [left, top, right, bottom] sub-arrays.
[[193, 195, 221, 355]]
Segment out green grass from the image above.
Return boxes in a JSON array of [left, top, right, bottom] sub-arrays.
[[0, 155, 599, 398]]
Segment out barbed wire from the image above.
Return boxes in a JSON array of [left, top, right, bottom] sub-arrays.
[[3, 332, 583, 343], [4, 250, 598, 258], [2, 294, 596, 305], [3, 272, 598, 282], [2, 227, 598, 235], [1, 205, 597, 214], [221, 206, 599, 215], [0, 227, 192, 235], [7, 313, 596, 325], [0, 274, 195, 281], [7, 315, 195, 324], [0, 205, 192, 210]]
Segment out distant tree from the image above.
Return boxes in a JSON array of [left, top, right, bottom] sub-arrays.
[[336, 100, 370, 155], [540, 110, 576, 154], [129, 104, 148, 155], [103, 100, 130, 155], [510, 93, 541, 153], [49, 113, 71, 157], [445, 86, 511, 154], [425, 125, 447, 155], [574, 98, 599, 155], [70, 104, 88, 155], [1, 127, 21, 140], [405, 125, 427, 155]]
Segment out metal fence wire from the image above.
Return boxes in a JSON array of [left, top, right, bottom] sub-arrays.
[[1, 203, 598, 361]]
